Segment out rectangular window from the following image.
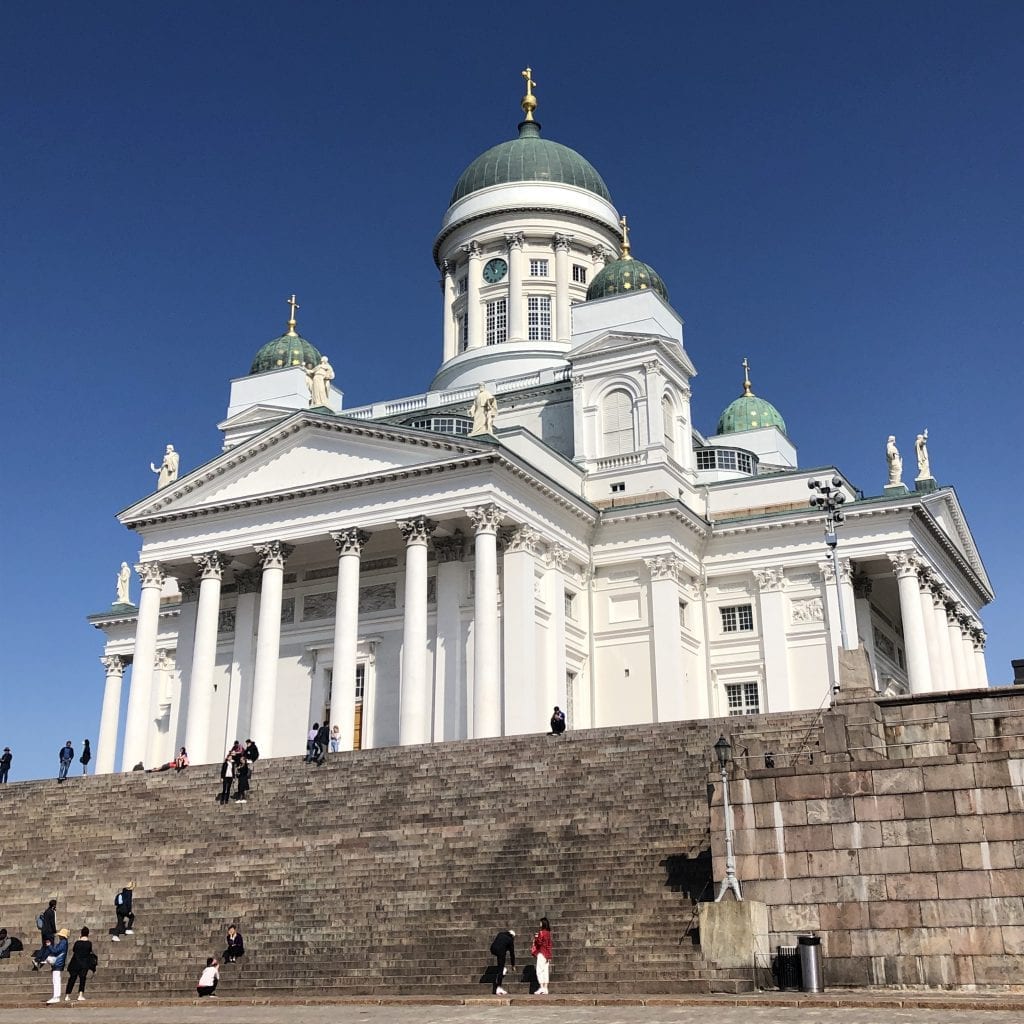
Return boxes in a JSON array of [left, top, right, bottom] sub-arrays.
[[529, 258, 549, 277], [485, 298, 507, 345], [527, 295, 552, 341], [725, 682, 760, 715], [737, 452, 753, 474], [564, 590, 577, 619], [354, 663, 366, 701], [696, 449, 716, 470], [718, 450, 737, 470], [572, 264, 587, 284], [458, 313, 468, 351], [720, 604, 754, 633], [610, 481, 625, 493], [456, 277, 468, 296]]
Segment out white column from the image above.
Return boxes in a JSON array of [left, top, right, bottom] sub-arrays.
[[959, 615, 979, 689], [329, 528, 369, 752], [248, 541, 293, 757], [928, 585, 957, 690], [916, 569, 945, 692], [122, 562, 166, 771], [838, 566, 858, 651], [96, 654, 127, 774], [171, 578, 199, 753], [228, 570, 260, 748], [554, 232, 573, 344], [946, 603, 970, 690], [647, 556, 686, 721], [441, 261, 456, 361], [397, 517, 436, 745], [506, 232, 525, 343], [146, 649, 175, 769], [972, 628, 989, 688], [463, 242, 483, 349], [643, 360, 664, 450], [681, 578, 709, 718], [756, 567, 792, 711], [890, 553, 931, 694], [544, 547, 570, 721], [433, 534, 467, 741], [183, 551, 227, 764], [469, 503, 504, 737], [503, 525, 541, 734], [851, 574, 879, 686]]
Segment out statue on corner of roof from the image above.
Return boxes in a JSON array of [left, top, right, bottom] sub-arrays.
[[885, 435, 903, 486], [115, 561, 133, 605], [467, 383, 497, 436], [305, 355, 335, 408], [915, 428, 931, 480], [150, 444, 180, 489]]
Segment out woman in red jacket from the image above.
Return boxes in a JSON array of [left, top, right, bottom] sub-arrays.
[[531, 917, 552, 995]]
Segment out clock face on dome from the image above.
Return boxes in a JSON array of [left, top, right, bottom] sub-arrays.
[[482, 258, 508, 284]]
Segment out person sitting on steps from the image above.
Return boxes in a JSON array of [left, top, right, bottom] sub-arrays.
[[222, 925, 244, 963]]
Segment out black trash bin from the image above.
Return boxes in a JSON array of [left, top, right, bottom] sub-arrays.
[[797, 933, 824, 992], [773, 945, 800, 990]]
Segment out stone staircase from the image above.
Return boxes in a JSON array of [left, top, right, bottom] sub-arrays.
[[0, 713, 819, 1000]]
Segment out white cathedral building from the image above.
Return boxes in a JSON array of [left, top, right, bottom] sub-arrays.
[[90, 76, 993, 773]]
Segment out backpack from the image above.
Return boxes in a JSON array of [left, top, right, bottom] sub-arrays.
[[114, 891, 124, 908], [35, 914, 45, 930]]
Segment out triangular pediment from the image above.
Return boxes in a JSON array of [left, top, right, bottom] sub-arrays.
[[571, 329, 696, 376], [120, 413, 491, 524], [922, 489, 993, 596]]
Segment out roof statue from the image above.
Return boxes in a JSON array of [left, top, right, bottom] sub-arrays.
[[150, 444, 179, 489], [305, 355, 335, 408], [886, 435, 903, 486], [115, 561, 132, 606], [467, 383, 497, 436], [915, 429, 932, 481]]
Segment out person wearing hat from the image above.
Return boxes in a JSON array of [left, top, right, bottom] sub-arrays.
[[44, 928, 69, 1003], [0, 746, 11, 784], [111, 882, 135, 940]]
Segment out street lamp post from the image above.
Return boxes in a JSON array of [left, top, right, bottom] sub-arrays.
[[713, 734, 742, 902], [808, 476, 852, 651]]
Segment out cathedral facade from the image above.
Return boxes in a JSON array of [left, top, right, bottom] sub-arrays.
[[90, 79, 992, 772]]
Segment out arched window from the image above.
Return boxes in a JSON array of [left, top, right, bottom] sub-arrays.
[[602, 389, 635, 456], [662, 394, 676, 458]]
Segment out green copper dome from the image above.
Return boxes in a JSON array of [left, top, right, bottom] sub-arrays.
[[450, 120, 612, 205], [586, 256, 669, 302], [716, 363, 786, 434], [249, 331, 322, 375]]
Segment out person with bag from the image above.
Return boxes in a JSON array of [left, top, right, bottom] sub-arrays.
[[530, 917, 552, 995], [488, 928, 515, 995], [111, 882, 135, 940], [30, 898, 57, 969], [43, 928, 69, 1003], [64, 927, 93, 1002], [233, 757, 250, 803]]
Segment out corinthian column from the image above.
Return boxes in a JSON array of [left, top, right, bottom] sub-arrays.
[[946, 602, 970, 690], [972, 627, 989, 688], [329, 528, 370, 752], [889, 552, 931, 694], [463, 242, 483, 349], [398, 517, 437, 745], [916, 568, 947, 692], [441, 261, 456, 361], [96, 654, 127, 774], [122, 561, 166, 771], [183, 551, 227, 764], [502, 525, 542, 734], [433, 534, 467, 740], [506, 232, 525, 343], [248, 541, 294, 756], [554, 232, 573, 344], [756, 566, 791, 710], [469, 504, 504, 737]]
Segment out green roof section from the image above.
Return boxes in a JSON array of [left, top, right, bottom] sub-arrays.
[[715, 358, 787, 435], [586, 256, 669, 302], [450, 120, 612, 205], [249, 331, 322, 376]]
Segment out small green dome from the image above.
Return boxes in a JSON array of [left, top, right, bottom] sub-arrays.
[[450, 120, 612, 205], [249, 331, 322, 376], [586, 257, 669, 302], [717, 394, 787, 435]]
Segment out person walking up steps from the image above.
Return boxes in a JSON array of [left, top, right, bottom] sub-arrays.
[[111, 882, 135, 941], [489, 928, 515, 995], [43, 928, 69, 1003], [531, 917, 552, 995], [64, 927, 93, 1002], [31, 898, 57, 969]]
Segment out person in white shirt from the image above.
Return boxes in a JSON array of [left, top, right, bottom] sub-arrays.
[[196, 957, 219, 998]]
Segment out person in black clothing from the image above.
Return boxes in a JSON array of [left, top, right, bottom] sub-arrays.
[[31, 899, 57, 969], [0, 928, 24, 958], [489, 928, 515, 995], [233, 757, 250, 803], [64, 927, 92, 1001], [244, 739, 259, 763], [0, 746, 11, 783], [549, 707, 566, 735], [315, 722, 330, 765], [79, 740, 92, 776], [111, 883, 135, 940], [222, 924, 245, 963]]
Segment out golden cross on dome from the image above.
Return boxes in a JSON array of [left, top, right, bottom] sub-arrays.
[[521, 66, 538, 121], [619, 215, 632, 258], [742, 357, 753, 396], [286, 294, 299, 336]]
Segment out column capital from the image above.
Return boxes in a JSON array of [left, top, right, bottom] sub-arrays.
[[178, 577, 199, 602], [154, 648, 175, 671], [503, 524, 542, 555], [434, 533, 466, 563], [462, 240, 482, 259], [754, 566, 787, 592], [888, 551, 921, 579], [591, 245, 611, 266], [643, 359, 661, 375], [441, 258, 453, 278], [193, 551, 227, 580], [134, 561, 167, 589], [972, 626, 987, 651], [852, 573, 873, 599], [819, 558, 853, 584], [331, 527, 371, 556], [397, 516, 437, 546], [255, 540, 294, 570], [553, 232, 574, 252], [235, 568, 262, 594], [467, 503, 504, 535], [100, 653, 127, 677], [545, 545, 573, 572], [646, 554, 684, 583], [504, 230, 525, 251]]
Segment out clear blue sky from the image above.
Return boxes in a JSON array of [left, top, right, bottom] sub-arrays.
[[2, 2, 1020, 781]]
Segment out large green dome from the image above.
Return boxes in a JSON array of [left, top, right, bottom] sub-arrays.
[[586, 256, 669, 302], [249, 331, 321, 375], [450, 120, 611, 205], [716, 365, 787, 435]]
